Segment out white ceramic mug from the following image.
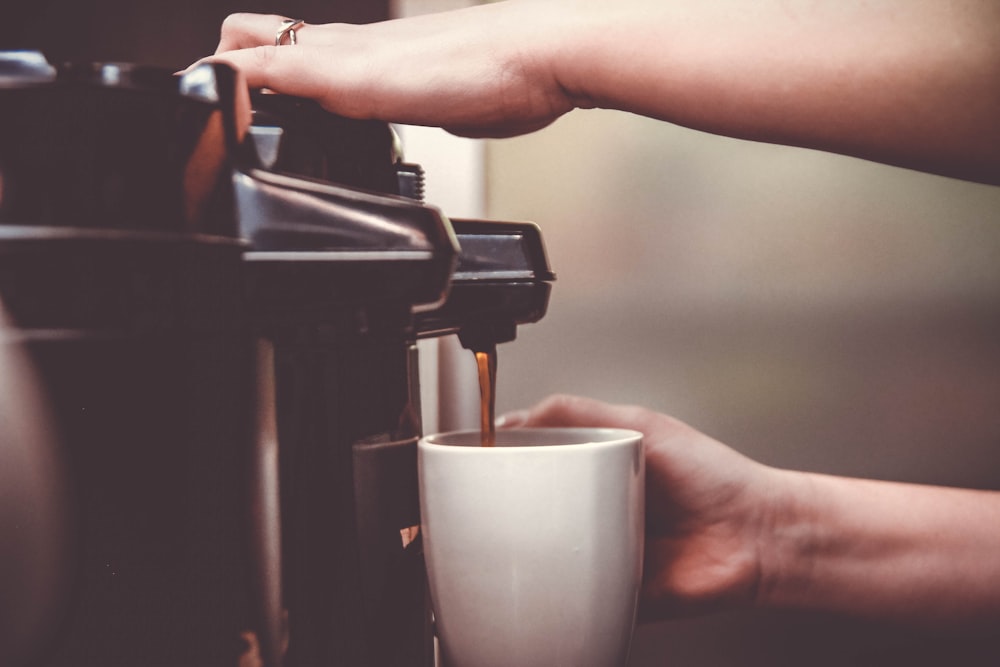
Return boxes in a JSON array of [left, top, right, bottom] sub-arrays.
[[418, 427, 644, 667]]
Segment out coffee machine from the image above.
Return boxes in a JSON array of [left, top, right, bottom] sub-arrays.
[[0, 52, 553, 667]]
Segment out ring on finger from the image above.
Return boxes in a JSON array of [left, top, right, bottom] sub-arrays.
[[275, 19, 305, 46]]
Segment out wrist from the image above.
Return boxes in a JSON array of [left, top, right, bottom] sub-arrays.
[[753, 468, 825, 612], [753, 471, 1000, 624]]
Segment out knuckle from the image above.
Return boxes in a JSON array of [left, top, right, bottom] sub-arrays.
[[220, 12, 253, 36], [219, 12, 284, 48], [623, 404, 656, 422], [534, 393, 584, 420], [249, 45, 279, 71]]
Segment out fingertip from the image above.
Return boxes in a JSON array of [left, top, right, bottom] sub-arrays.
[[495, 410, 529, 429], [175, 56, 215, 77], [194, 47, 268, 92], [217, 12, 286, 53]]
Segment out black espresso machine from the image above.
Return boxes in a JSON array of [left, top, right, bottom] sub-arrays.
[[0, 52, 554, 667]]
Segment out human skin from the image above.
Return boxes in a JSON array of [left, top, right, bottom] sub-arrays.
[[197, 0, 1000, 183], [498, 395, 1000, 628]]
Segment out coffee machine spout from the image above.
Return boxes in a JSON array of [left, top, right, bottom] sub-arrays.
[[414, 219, 556, 350]]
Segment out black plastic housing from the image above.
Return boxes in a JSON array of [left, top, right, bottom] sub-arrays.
[[0, 53, 278, 667], [0, 50, 555, 667], [415, 219, 554, 349]]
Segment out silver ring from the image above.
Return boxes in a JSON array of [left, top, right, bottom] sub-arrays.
[[275, 19, 304, 46]]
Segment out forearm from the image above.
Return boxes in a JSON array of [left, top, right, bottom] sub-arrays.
[[207, 0, 998, 180], [547, 0, 1000, 183], [760, 469, 1000, 627]]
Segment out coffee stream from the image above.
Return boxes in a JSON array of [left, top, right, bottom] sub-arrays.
[[473, 345, 497, 447]]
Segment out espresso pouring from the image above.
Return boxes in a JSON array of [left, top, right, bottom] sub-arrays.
[[475, 346, 498, 447]]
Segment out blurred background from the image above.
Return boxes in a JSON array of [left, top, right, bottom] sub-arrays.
[[4, 0, 1000, 663], [484, 106, 1000, 667]]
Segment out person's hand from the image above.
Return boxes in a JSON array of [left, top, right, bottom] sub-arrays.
[[498, 394, 786, 622], [194, 4, 576, 138], [196, 1, 1000, 182]]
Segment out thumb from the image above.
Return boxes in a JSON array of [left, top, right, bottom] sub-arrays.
[[495, 409, 530, 429]]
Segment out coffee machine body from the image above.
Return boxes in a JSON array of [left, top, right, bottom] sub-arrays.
[[0, 55, 281, 666], [0, 53, 554, 667], [238, 92, 455, 666], [241, 93, 555, 666]]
